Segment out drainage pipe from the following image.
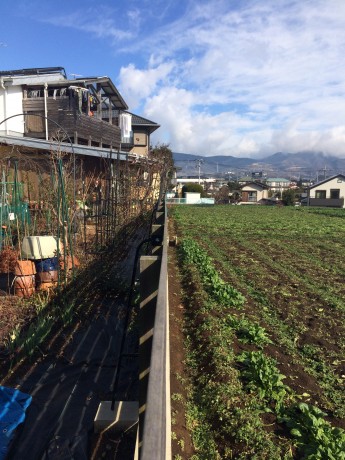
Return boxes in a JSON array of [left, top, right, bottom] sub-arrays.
[[0, 78, 8, 135]]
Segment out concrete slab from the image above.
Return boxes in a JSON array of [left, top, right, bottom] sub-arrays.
[[94, 401, 139, 433]]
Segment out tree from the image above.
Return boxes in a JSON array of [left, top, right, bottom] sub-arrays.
[[228, 181, 241, 191], [282, 189, 296, 206], [182, 183, 204, 197], [150, 143, 174, 192], [215, 185, 230, 204], [150, 143, 174, 176]]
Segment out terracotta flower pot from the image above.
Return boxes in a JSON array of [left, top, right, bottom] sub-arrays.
[[14, 275, 35, 297], [59, 255, 80, 270], [14, 260, 36, 276]]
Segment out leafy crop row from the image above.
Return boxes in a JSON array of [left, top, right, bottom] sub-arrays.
[[174, 224, 345, 459], [179, 238, 245, 308]]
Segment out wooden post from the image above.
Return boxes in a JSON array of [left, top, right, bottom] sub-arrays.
[[97, 83, 102, 119]]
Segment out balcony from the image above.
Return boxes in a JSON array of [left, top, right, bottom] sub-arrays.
[[308, 197, 344, 208], [23, 97, 121, 149]]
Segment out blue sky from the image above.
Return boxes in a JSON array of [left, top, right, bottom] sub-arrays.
[[1, 0, 345, 158]]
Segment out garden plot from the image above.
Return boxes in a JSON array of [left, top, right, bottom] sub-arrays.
[[170, 205, 345, 459]]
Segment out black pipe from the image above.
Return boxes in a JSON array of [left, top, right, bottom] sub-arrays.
[[110, 237, 151, 410]]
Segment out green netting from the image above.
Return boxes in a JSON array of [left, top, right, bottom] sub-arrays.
[[0, 182, 30, 248]]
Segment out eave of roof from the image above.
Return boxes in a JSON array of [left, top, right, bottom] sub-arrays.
[[0, 135, 128, 160]]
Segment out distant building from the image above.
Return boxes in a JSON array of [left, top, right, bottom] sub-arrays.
[[176, 177, 226, 195], [307, 174, 345, 208], [240, 182, 269, 204], [265, 178, 291, 194]]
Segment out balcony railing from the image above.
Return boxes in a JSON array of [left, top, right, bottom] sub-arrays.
[[23, 97, 121, 148], [121, 134, 134, 146]]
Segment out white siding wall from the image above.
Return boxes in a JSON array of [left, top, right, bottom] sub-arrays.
[[185, 192, 201, 203], [0, 85, 24, 135], [310, 177, 345, 200], [242, 184, 268, 201]]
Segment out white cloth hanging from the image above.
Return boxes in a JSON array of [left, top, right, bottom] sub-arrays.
[[119, 113, 132, 138]]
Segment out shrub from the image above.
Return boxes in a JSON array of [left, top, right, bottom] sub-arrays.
[[182, 183, 205, 197]]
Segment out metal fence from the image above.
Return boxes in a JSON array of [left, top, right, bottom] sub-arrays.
[[166, 197, 215, 205]]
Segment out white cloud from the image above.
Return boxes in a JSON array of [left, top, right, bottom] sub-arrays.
[[36, 0, 345, 157], [117, 61, 175, 109], [264, 124, 345, 157]]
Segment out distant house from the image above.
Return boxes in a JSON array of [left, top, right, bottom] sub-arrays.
[[307, 174, 345, 208], [265, 178, 291, 194], [240, 182, 269, 204]]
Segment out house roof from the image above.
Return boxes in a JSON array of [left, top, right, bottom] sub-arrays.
[[0, 68, 128, 110], [0, 67, 67, 78], [101, 110, 160, 134], [240, 181, 269, 189], [266, 177, 290, 182], [238, 176, 254, 182], [308, 173, 345, 189], [128, 112, 160, 133]]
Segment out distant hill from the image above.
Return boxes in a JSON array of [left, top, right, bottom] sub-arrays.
[[173, 151, 345, 179]]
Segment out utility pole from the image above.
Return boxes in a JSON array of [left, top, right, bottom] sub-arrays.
[[195, 159, 204, 184]]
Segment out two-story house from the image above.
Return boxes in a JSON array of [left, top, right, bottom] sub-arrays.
[[240, 181, 269, 203], [0, 67, 162, 246], [0, 67, 159, 156], [265, 177, 291, 195]]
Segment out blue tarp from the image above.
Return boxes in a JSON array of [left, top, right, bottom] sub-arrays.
[[0, 386, 32, 460]]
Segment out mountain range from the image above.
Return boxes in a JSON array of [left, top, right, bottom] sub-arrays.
[[173, 151, 345, 180]]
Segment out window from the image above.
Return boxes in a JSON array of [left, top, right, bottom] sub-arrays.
[[330, 189, 340, 199], [315, 190, 326, 199], [248, 191, 257, 202]]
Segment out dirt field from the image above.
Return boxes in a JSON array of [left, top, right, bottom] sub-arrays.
[[168, 205, 345, 458]]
